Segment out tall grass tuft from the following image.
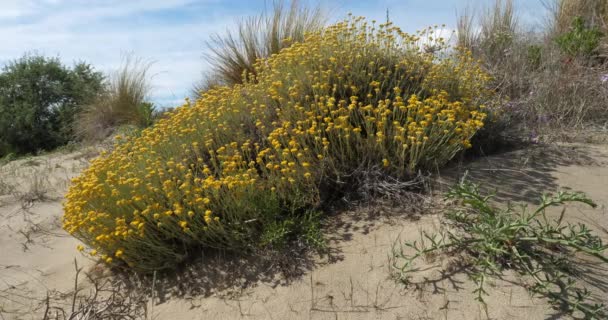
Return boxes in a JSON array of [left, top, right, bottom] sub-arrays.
[[479, 0, 517, 64], [76, 56, 155, 141], [456, 7, 477, 50], [202, 0, 326, 88]]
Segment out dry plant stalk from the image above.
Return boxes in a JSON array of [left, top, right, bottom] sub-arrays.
[[40, 260, 148, 320]]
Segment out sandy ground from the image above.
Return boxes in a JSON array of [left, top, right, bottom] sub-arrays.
[[0, 148, 98, 319], [1, 142, 607, 320]]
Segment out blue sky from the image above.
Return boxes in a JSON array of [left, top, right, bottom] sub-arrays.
[[0, 0, 548, 108]]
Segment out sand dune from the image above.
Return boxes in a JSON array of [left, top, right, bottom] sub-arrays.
[[1, 142, 607, 319]]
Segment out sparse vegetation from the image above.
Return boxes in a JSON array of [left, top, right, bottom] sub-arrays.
[[40, 260, 149, 320], [457, 0, 608, 146], [393, 179, 607, 319], [0, 159, 57, 209]]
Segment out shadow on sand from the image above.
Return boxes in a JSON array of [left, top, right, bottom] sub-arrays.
[[115, 143, 606, 317], [438, 143, 604, 205]]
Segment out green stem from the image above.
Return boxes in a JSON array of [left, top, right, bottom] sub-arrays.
[[398, 238, 483, 272], [519, 237, 608, 263]]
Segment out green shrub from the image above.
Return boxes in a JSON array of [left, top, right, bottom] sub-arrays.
[[0, 54, 103, 156], [552, 0, 608, 37], [555, 16, 603, 58], [64, 17, 491, 271], [0, 152, 16, 166]]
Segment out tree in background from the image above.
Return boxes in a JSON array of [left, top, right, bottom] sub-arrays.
[[0, 54, 103, 156]]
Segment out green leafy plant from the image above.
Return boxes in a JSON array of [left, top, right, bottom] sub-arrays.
[[137, 101, 157, 128], [552, 0, 607, 37], [251, 210, 326, 254], [299, 211, 327, 251], [260, 219, 297, 249], [392, 179, 607, 319], [0, 152, 16, 167], [555, 16, 603, 58], [259, 210, 326, 251]]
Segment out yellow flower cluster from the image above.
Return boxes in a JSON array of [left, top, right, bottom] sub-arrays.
[[63, 16, 490, 271]]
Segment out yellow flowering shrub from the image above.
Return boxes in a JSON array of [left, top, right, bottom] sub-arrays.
[[63, 17, 491, 271]]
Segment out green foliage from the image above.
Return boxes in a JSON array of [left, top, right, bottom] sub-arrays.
[[526, 44, 543, 69], [299, 211, 326, 251], [393, 179, 607, 319], [0, 152, 16, 166], [555, 16, 603, 58], [260, 219, 297, 249], [553, 0, 608, 37], [0, 54, 103, 156], [260, 210, 326, 251], [137, 102, 156, 128]]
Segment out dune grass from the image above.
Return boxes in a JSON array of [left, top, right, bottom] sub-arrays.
[[195, 0, 326, 93], [76, 56, 155, 141]]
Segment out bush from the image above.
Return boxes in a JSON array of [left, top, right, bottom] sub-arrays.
[[63, 17, 490, 271], [555, 16, 603, 58], [0, 54, 103, 156], [457, 0, 516, 66]]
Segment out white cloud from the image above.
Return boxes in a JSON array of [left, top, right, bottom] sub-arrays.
[[0, 0, 549, 107], [0, 0, 38, 19], [0, 0, 245, 107]]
